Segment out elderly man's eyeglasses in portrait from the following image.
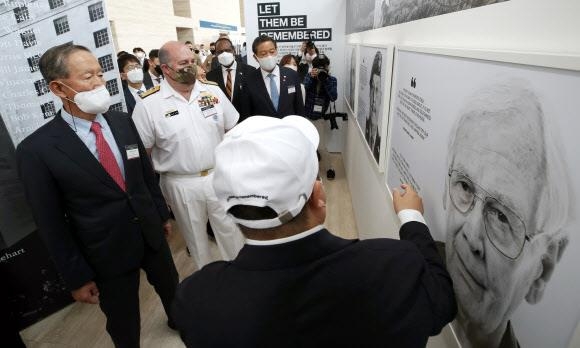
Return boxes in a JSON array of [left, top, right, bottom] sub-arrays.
[[448, 169, 530, 260]]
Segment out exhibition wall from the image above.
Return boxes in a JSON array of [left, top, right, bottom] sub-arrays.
[[344, 0, 580, 347]]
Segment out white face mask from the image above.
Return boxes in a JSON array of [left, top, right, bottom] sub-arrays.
[[257, 55, 277, 71], [126, 68, 144, 83], [218, 52, 235, 67], [283, 64, 297, 72], [61, 83, 111, 115], [305, 53, 317, 62]]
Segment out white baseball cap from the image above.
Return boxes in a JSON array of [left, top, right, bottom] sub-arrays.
[[213, 116, 319, 229]]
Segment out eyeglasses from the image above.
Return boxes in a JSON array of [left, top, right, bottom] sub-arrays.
[[125, 64, 142, 71], [448, 169, 530, 260]]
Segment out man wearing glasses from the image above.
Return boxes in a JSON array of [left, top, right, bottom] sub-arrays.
[[443, 79, 570, 348]]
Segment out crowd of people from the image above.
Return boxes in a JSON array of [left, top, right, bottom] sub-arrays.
[[11, 34, 457, 347]]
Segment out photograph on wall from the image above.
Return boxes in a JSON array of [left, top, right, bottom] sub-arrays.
[[346, 0, 509, 34], [386, 48, 580, 348], [344, 44, 357, 114], [356, 45, 392, 165]]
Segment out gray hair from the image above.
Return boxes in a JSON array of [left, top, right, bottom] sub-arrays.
[[39, 43, 91, 83], [446, 78, 570, 240]]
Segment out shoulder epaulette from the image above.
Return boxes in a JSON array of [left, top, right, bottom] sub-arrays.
[[140, 85, 160, 99], [202, 80, 219, 86]]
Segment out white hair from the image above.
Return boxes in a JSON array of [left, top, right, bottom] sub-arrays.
[[446, 78, 571, 240]]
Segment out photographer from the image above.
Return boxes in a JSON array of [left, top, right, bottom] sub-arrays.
[[298, 41, 320, 81], [303, 54, 337, 120]]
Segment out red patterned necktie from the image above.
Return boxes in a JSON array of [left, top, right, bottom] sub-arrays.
[[90, 121, 126, 191], [225, 68, 233, 99]]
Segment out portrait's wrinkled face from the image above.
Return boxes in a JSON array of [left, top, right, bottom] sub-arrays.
[[369, 74, 381, 124], [445, 109, 548, 334]]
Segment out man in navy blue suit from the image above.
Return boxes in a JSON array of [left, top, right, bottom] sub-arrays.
[[242, 35, 305, 118]]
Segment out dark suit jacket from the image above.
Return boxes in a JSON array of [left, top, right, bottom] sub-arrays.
[[242, 65, 305, 118], [122, 84, 136, 115], [172, 223, 457, 347], [206, 62, 254, 122], [143, 70, 154, 90], [16, 111, 170, 290]]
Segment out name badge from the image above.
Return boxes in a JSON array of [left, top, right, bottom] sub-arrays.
[[164, 109, 179, 118], [313, 97, 325, 113], [201, 105, 217, 118], [287, 86, 296, 94], [125, 144, 139, 160]]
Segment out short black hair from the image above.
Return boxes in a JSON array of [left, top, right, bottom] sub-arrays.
[[117, 53, 140, 72], [228, 205, 278, 221], [252, 35, 277, 54], [133, 47, 144, 53], [148, 49, 159, 59], [215, 37, 234, 50], [312, 54, 330, 69]]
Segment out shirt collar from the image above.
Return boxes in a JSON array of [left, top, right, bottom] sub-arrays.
[[128, 84, 145, 94], [245, 225, 325, 246], [160, 77, 200, 103], [260, 64, 280, 80], [222, 60, 238, 72], [61, 108, 108, 135]]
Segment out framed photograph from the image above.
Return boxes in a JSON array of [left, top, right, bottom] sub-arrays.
[[344, 44, 358, 116], [356, 44, 394, 170], [385, 46, 580, 348]]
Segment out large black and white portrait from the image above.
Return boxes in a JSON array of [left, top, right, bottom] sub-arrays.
[[345, 45, 357, 114], [386, 49, 580, 348], [357, 46, 391, 164], [346, 0, 510, 34]]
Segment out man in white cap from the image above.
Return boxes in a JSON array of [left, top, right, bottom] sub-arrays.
[[172, 116, 457, 347]]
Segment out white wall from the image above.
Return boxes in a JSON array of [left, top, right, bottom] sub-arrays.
[[344, 0, 580, 346], [104, 0, 243, 54]]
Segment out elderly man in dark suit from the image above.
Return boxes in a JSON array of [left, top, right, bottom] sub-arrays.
[[242, 35, 305, 118], [16, 43, 178, 348], [206, 37, 254, 122]]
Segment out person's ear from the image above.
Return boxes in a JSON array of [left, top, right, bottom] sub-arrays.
[[49, 80, 68, 99], [253, 54, 259, 63], [120, 72, 127, 81], [525, 236, 569, 304], [307, 180, 326, 214]]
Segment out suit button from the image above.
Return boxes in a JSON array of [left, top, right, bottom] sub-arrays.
[[132, 217, 139, 223]]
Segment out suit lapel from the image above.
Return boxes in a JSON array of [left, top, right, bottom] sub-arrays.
[[232, 68, 245, 100], [216, 68, 226, 91], [279, 71, 289, 111], [52, 112, 123, 192]]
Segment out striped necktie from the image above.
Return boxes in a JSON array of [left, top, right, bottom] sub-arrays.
[[225, 68, 233, 99]]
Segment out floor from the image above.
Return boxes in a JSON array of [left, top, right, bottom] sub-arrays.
[[20, 151, 358, 348]]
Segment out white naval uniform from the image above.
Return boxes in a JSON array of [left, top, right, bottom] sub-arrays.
[[132, 79, 244, 268]]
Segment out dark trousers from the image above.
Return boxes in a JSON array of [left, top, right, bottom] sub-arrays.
[[97, 240, 178, 348]]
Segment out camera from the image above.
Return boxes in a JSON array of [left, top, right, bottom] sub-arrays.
[[312, 54, 330, 81]]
